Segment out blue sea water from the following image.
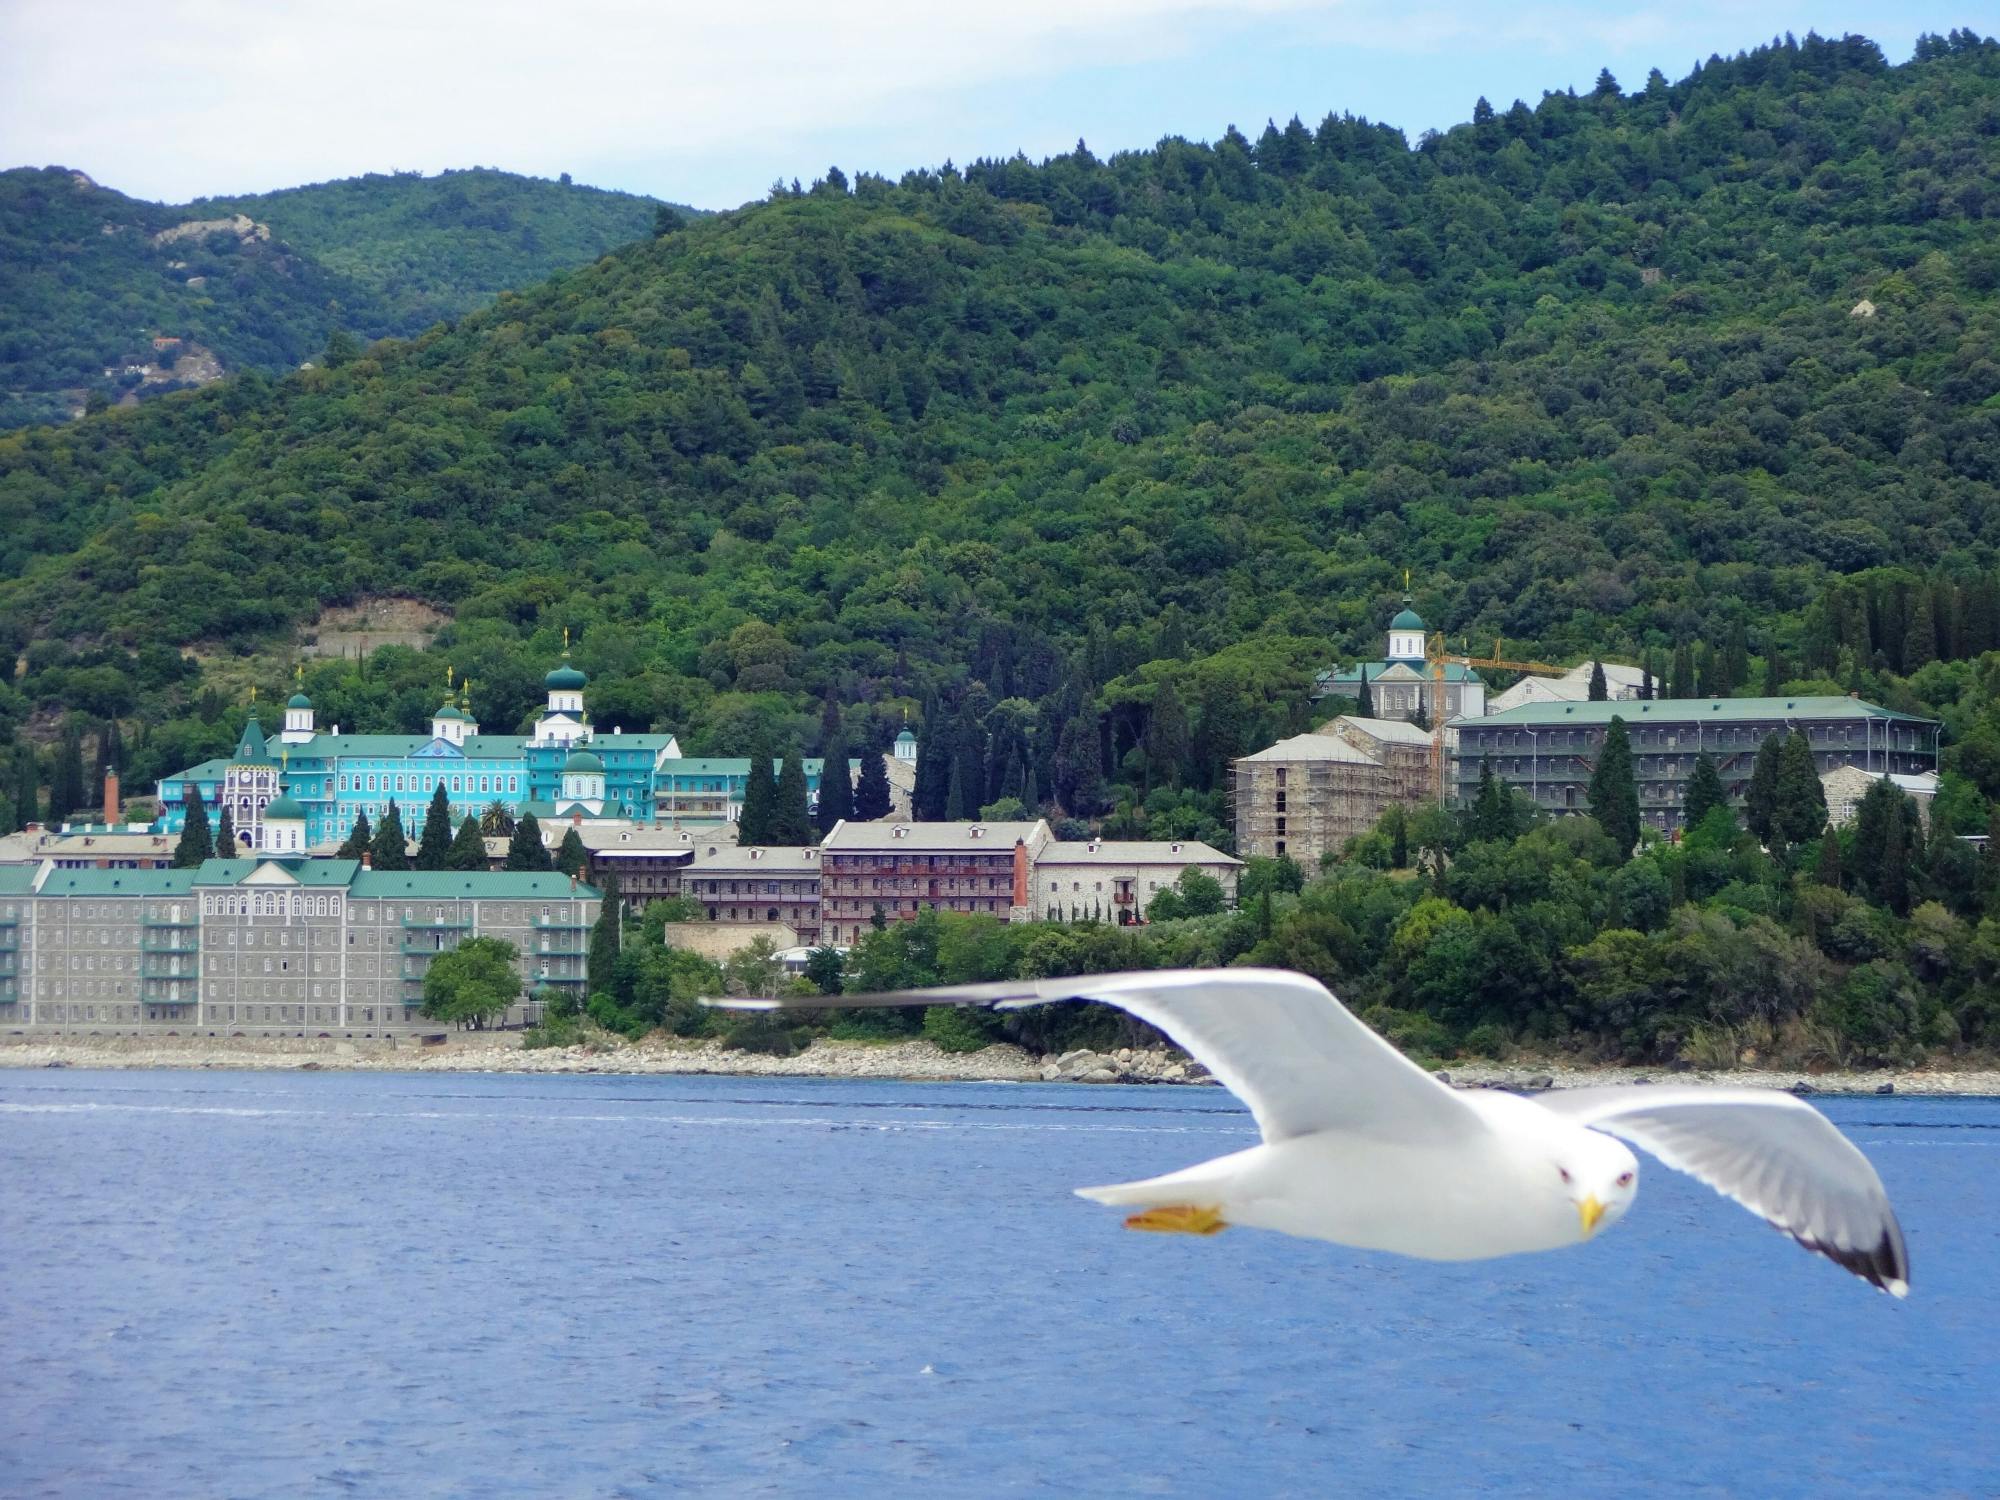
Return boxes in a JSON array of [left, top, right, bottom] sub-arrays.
[[0, 1070, 1994, 1499]]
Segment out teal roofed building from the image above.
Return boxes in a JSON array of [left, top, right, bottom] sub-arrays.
[[1314, 595, 1488, 722], [155, 653, 856, 848]]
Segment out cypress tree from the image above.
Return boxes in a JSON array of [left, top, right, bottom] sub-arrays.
[[944, 750, 969, 820], [1774, 729, 1829, 844], [1388, 805, 1409, 869], [12, 745, 36, 827], [447, 815, 487, 871], [1587, 662, 1608, 702], [1587, 716, 1641, 857], [1852, 778, 1896, 902], [773, 744, 813, 844], [952, 709, 986, 815], [1471, 758, 1515, 843], [740, 744, 777, 842], [336, 810, 371, 860], [1683, 752, 1728, 829], [1878, 792, 1910, 916], [911, 716, 948, 820], [1638, 650, 1656, 701], [1143, 681, 1192, 788], [94, 719, 123, 788], [1721, 623, 1750, 692], [215, 803, 238, 857], [1356, 667, 1374, 719], [816, 728, 854, 834], [1670, 643, 1693, 700], [1744, 734, 1783, 843], [415, 784, 454, 870], [48, 724, 85, 824], [1815, 828, 1844, 891], [1902, 588, 1938, 671], [172, 785, 213, 867], [853, 744, 892, 820], [587, 873, 622, 999], [506, 814, 551, 871], [554, 825, 588, 876], [370, 801, 409, 870]]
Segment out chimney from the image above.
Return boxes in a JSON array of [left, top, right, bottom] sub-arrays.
[[360, 851, 371, 868], [1012, 838, 1029, 909], [103, 767, 120, 824]]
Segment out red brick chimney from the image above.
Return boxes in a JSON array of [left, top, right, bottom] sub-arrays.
[[1012, 838, 1029, 909], [103, 768, 120, 824]]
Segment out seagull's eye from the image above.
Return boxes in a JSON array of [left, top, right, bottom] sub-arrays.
[[1617, 1171, 1634, 1188], [1558, 1167, 1571, 1184]]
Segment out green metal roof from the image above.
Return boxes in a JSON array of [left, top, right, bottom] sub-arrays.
[[661, 758, 828, 775], [34, 868, 199, 897], [1389, 607, 1425, 630], [287, 692, 312, 709], [350, 871, 600, 899], [165, 760, 229, 785], [562, 749, 604, 774], [231, 714, 275, 766], [434, 703, 466, 722], [545, 662, 588, 690], [190, 858, 362, 885], [1461, 696, 1939, 728], [0, 867, 39, 894], [265, 791, 307, 821]]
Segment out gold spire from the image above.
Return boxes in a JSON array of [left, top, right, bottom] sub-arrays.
[[250, 684, 256, 704], [295, 663, 303, 683]]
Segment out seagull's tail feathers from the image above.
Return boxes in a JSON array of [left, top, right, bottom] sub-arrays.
[[1076, 1147, 1257, 1208]]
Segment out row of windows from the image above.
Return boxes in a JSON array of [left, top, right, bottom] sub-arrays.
[[342, 773, 523, 795]]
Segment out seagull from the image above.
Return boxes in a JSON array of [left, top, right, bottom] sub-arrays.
[[710, 968, 1909, 1295]]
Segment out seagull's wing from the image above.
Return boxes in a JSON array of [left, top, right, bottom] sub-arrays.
[[708, 967, 1483, 1145], [1537, 1086, 1909, 1296]]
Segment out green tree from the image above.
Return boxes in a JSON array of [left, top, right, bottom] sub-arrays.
[[11, 746, 36, 828], [771, 743, 814, 845], [415, 783, 453, 870], [447, 814, 487, 870], [480, 801, 515, 836], [804, 944, 846, 995], [1587, 661, 1607, 702], [370, 800, 409, 869], [172, 786, 213, 867], [1682, 752, 1728, 829], [1774, 729, 1829, 845], [1815, 829, 1844, 890], [1143, 680, 1192, 788], [1744, 734, 1783, 844], [1587, 716, 1640, 857], [554, 825, 588, 876], [816, 726, 854, 833], [420, 936, 522, 1030], [215, 803, 238, 857], [505, 813, 551, 871], [740, 743, 777, 842], [47, 723, 85, 824], [588, 873, 622, 998], [335, 809, 371, 859], [853, 744, 891, 820], [1470, 758, 1516, 843], [1356, 668, 1373, 719]]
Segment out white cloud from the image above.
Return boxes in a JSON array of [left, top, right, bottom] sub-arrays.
[[0, 0, 1325, 203]]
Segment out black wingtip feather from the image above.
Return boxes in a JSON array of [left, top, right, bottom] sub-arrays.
[[1789, 1220, 1910, 1297]]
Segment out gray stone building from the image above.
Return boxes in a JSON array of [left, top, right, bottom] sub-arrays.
[[1451, 696, 1941, 834], [0, 858, 599, 1037]]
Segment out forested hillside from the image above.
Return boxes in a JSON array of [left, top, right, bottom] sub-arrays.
[[2, 31, 1999, 806], [0, 166, 674, 429]]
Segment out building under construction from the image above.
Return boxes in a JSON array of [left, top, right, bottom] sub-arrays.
[[1231, 715, 1432, 869]]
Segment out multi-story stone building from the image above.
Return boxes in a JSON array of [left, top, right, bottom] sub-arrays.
[[1030, 839, 1241, 924], [679, 844, 823, 945], [818, 820, 1049, 946], [0, 858, 599, 1037], [1451, 696, 1941, 834], [1232, 716, 1433, 869]]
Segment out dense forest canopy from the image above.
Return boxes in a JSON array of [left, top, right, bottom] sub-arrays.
[[0, 166, 676, 429], [1, 31, 1998, 804]]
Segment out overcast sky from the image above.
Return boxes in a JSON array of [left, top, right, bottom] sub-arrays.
[[0, 2, 1979, 209]]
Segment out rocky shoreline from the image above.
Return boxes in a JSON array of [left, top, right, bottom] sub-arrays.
[[2, 1032, 1997, 1095]]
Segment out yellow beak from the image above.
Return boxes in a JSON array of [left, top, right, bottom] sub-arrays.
[[1578, 1195, 1606, 1236]]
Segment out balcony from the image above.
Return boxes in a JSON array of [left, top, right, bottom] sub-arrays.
[[402, 916, 472, 930], [140, 940, 199, 955], [142, 914, 198, 929], [534, 915, 590, 930], [533, 942, 587, 957], [401, 942, 460, 957], [139, 965, 196, 983]]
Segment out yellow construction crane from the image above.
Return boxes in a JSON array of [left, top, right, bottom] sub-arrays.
[[1425, 634, 1565, 805]]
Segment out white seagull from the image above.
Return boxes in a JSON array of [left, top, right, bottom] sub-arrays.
[[712, 968, 1909, 1295]]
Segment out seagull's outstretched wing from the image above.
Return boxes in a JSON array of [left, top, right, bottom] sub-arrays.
[[1538, 1086, 1909, 1296], [709, 967, 1483, 1145]]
